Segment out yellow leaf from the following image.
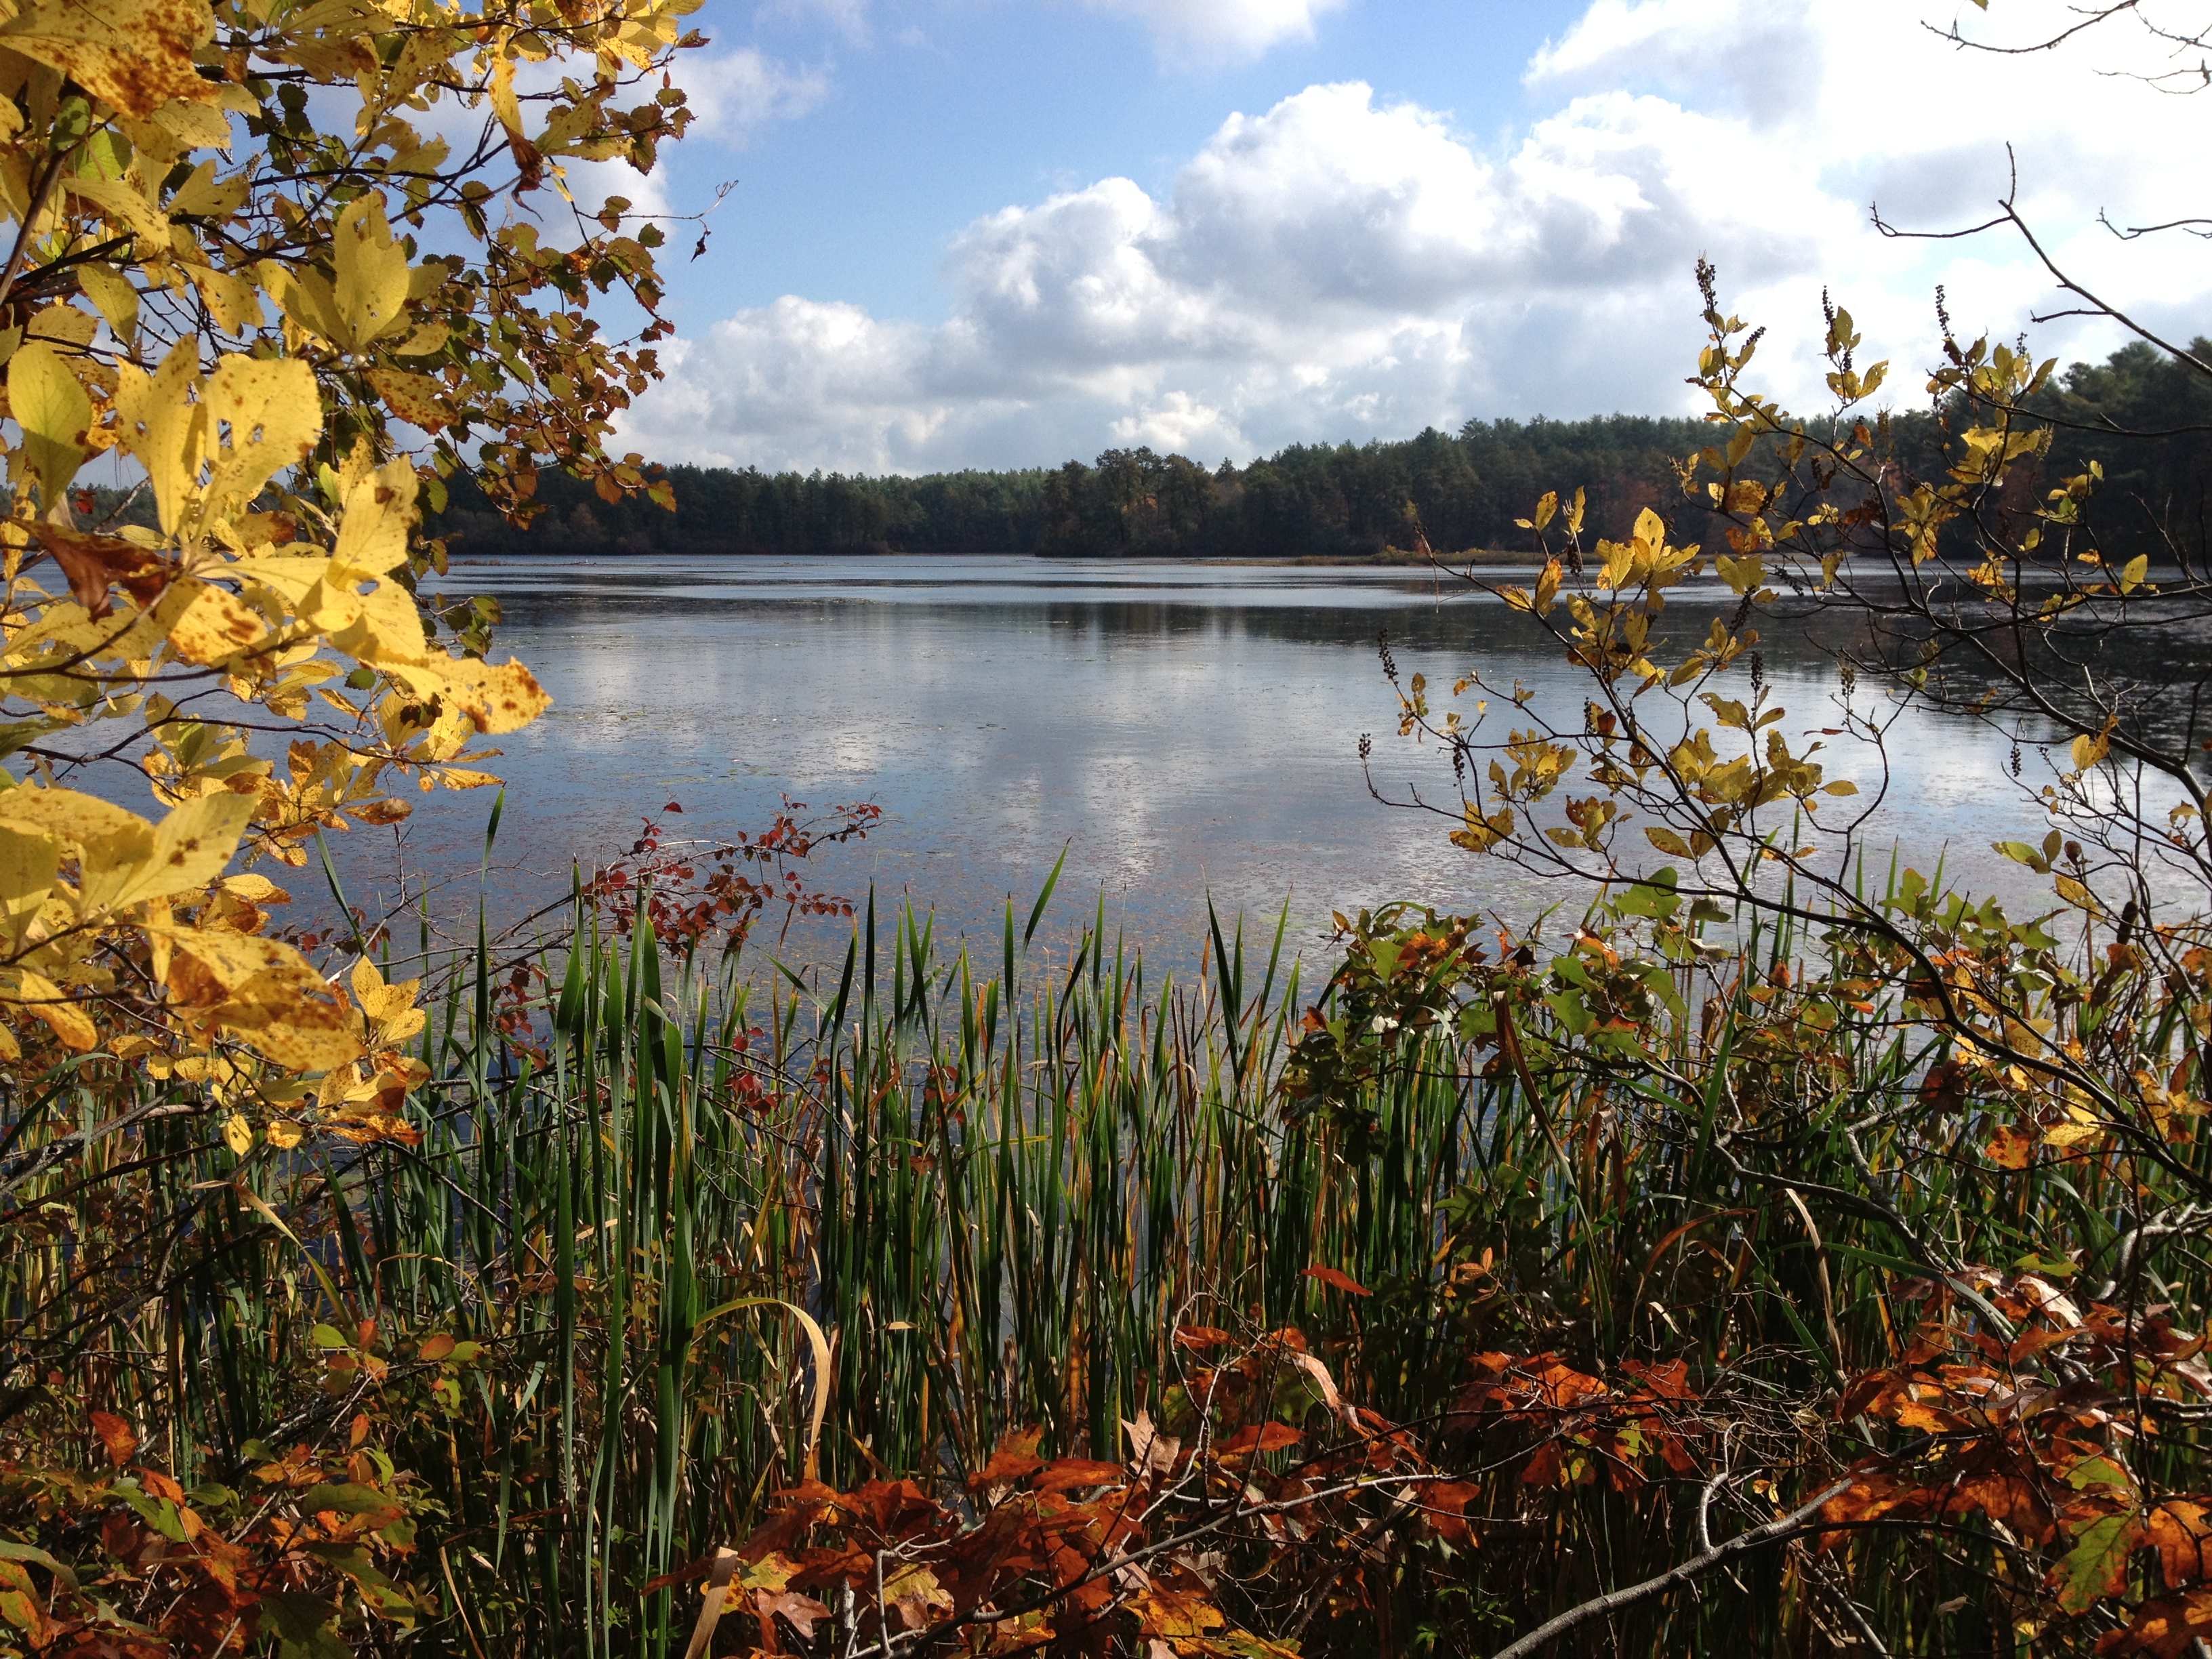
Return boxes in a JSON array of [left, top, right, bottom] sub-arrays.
[[161, 577, 270, 666], [326, 576, 428, 664], [100, 792, 255, 908], [223, 1111, 253, 1155], [392, 319, 449, 356], [12, 969, 98, 1051], [259, 262, 349, 348], [7, 341, 90, 508], [2053, 873, 2102, 914], [1644, 826, 1694, 858], [0, 821, 59, 949], [0, 0, 220, 118], [201, 355, 321, 517], [364, 367, 450, 432], [77, 264, 140, 344], [153, 924, 299, 994], [1986, 1122, 2036, 1170], [266, 1117, 304, 1149], [166, 160, 250, 219], [2043, 1120, 2104, 1151], [156, 926, 363, 1070], [487, 56, 541, 183], [349, 957, 419, 1025], [330, 451, 417, 576], [144, 94, 234, 152], [396, 657, 550, 735], [64, 173, 169, 245], [188, 264, 265, 335], [113, 342, 209, 536], [0, 789, 154, 874], [215, 970, 361, 1071], [2121, 554, 2148, 593], [332, 195, 412, 350]]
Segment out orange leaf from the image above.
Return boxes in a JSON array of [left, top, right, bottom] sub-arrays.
[[2148, 1502, 2212, 1590], [1032, 1459, 1126, 1493], [89, 1410, 137, 1467], [1216, 1422, 1303, 1456], [1174, 1326, 1233, 1349]]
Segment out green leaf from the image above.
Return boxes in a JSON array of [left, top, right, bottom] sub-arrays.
[[7, 341, 89, 508], [258, 1592, 348, 1659], [0, 1538, 75, 1591], [2052, 1513, 2136, 1615], [299, 1483, 403, 1523]]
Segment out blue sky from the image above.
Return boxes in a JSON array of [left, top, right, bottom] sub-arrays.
[[601, 0, 2210, 474]]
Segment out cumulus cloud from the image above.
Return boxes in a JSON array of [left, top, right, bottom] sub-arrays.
[[621, 1, 2212, 473], [683, 46, 832, 143]]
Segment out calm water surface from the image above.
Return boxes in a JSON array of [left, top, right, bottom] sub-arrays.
[[338, 554, 2056, 970]]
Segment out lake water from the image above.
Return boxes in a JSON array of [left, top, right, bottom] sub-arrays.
[[331, 554, 2062, 975]]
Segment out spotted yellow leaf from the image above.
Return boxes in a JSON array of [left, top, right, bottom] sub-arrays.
[[0, 0, 220, 118]]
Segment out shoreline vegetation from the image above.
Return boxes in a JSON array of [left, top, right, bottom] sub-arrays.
[[448, 546, 1546, 566], [398, 337, 2209, 565]]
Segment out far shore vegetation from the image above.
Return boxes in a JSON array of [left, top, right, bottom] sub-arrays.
[[393, 337, 2209, 564]]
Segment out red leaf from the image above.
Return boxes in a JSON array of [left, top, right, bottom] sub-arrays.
[[756, 1589, 830, 1643], [1303, 1265, 1372, 1297]]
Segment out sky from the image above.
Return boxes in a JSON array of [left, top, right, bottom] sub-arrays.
[[593, 0, 2212, 475]]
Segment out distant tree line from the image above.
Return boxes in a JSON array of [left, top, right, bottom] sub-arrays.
[[426, 336, 2212, 565]]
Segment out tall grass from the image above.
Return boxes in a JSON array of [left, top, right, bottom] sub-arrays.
[[3, 868, 2203, 1655]]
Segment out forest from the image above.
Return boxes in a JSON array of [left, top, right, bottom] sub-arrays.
[[423, 342, 2212, 565]]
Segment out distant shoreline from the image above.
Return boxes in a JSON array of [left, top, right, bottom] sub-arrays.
[[450, 546, 1548, 568]]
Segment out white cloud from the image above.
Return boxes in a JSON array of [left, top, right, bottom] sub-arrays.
[[1082, 0, 1347, 60], [684, 46, 832, 144], [622, 1, 2212, 473]]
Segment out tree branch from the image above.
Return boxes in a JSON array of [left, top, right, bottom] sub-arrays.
[[1484, 1482, 1850, 1659]]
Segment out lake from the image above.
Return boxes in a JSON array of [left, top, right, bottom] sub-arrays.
[[331, 554, 2062, 975]]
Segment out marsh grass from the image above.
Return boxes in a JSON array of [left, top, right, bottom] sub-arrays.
[[4, 860, 2204, 1656]]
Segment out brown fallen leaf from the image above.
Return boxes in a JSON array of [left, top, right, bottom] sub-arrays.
[[25, 522, 173, 619]]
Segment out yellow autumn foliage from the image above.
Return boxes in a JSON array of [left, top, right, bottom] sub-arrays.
[[0, 0, 701, 1117]]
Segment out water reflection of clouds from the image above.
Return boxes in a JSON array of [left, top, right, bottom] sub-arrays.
[[346, 555, 2083, 975]]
